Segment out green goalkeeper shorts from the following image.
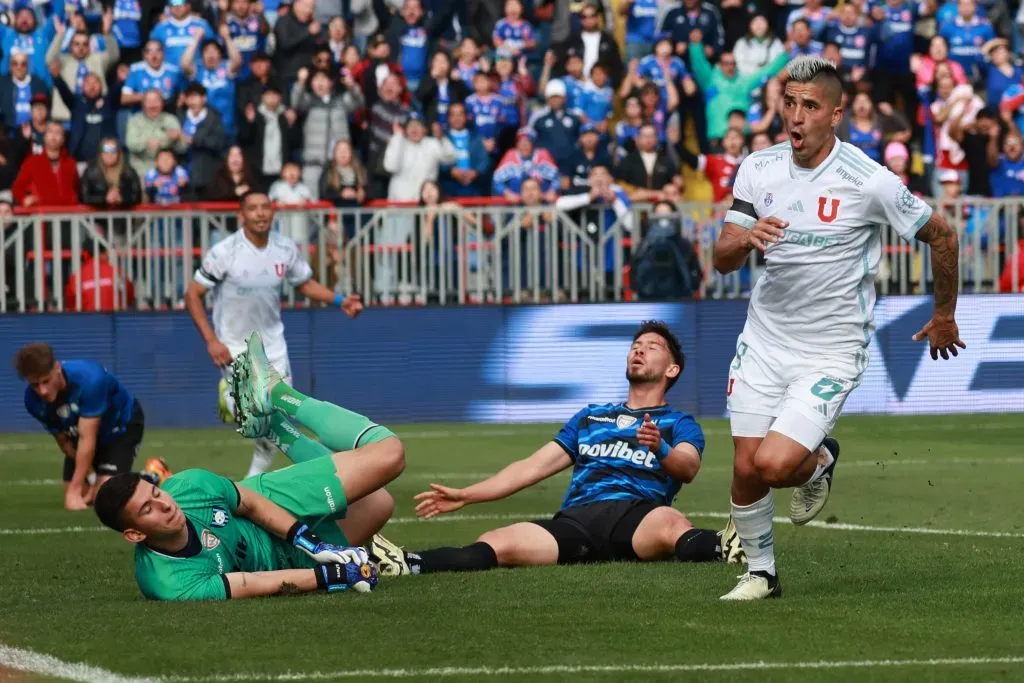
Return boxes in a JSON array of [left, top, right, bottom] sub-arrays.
[[238, 456, 350, 547]]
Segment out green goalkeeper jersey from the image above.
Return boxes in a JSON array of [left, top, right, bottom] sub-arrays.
[[134, 469, 314, 601]]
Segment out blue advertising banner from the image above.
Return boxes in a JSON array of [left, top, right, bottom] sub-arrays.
[[0, 295, 1021, 432]]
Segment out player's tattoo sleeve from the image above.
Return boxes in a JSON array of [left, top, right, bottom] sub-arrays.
[[915, 212, 960, 319]]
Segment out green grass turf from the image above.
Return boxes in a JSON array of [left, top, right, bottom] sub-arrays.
[[1, 414, 1023, 682]]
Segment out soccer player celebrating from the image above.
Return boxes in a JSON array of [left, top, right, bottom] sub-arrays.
[[93, 332, 405, 601], [15, 342, 146, 511], [370, 321, 743, 576], [184, 190, 363, 478], [713, 56, 965, 600]]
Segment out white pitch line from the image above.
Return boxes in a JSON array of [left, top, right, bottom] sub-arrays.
[[0, 643, 160, 683], [170, 656, 1024, 681], [3, 511, 1024, 540]]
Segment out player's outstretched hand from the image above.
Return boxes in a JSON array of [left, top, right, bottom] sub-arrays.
[[912, 315, 966, 360], [748, 216, 787, 253], [341, 294, 364, 319], [207, 339, 233, 368], [636, 413, 661, 450], [414, 484, 466, 519]]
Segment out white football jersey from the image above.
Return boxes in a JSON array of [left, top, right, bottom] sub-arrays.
[[194, 231, 313, 360], [726, 139, 932, 356]]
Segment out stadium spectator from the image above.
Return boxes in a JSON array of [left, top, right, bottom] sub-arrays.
[[678, 127, 745, 203], [576, 63, 613, 132], [785, 0, 829, 39], [0, 7, 55, 82], [464, 69, 504, 155], [872, 0, 933, 116], [787, 19, 823, 58], [125, 91, 186, 178], [883, 141, 929, 196], [269, 162, 315, 248], [747, 77, 783, 140], [932, 76, 982, 187], [561, 123, 611, 193], [238, 83, 298, 192], [121, 41, 181, 111], [951, 107, 999, 196], [493, 0, 536, 60], [662, 0, 724, 60], [0, 51, 48, 128], [353, 34, 408, 114], [555, 164, 633, 284], [382, 113, 457, 201], [52, 69, 119, 165], [366, 73, 410, 199], [144, 148, 190, 204], [178, 83, 227, 197], [528, 79, 581, 166], [13, 122, 80, 207], [734, 15, 784, 78], [635, 34, 694, 105], [494, 49, 535, 136], [453, 36, 483, 83], [939, 0, 994, 82], [914, 36, 969, 98], [273, 0, 322, 84], [0, 121, 27, 192], [614, 95, 644, 160], [824, 4, 875, 83], [80, 138, 143, 209], [688, 28, 788, 142], [440, 101, 491, 197], [492, 128, 559, 202], [235, 52, 276, 116], [291, 66, 364, 198], [111, 0, 145, 64], [385, 0, 440, 92], [463, 0, 502, 48], [46, 13, 119, 126], [986, 129, 1024, 198], [540, 47, 586, 116], [150, 0, 215, 67], [614, 123, 682, 202], [983, 39, 1022, 109], [621, 0, 660, 64], [225, 0, 270, 79], [206, 145, 258, 200], [23, 94, 50, 153], [838, 92, 911, 164], [319, 140, 367, 207], [415, 51, 471, 127], [181, 25, 244, 141], [562, 2, 623, 84], [347, 0, 379, 50]]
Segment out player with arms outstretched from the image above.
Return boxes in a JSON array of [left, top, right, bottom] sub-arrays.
[[370, 321, 743, 576], [184, 191, 364, 478], [713, 57, 965, 600], [93, 332, 405, 601]]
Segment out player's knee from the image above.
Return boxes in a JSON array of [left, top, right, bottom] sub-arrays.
[[380, 437, 406, 480], [753, 449, 796, 486], [732, 447, 760, 484], [476, 531, 511, 565], [376, 488, 396, 520]]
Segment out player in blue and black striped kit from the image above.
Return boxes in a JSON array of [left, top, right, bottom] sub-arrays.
[[16, 342, 148, 512], [370, 321, 743, 575]]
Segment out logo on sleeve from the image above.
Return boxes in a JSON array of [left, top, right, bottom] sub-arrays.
[[896, 185, 919, 216], [201, 529, 221, 550], [211, 506, 230, 528], [763, 192, 774, 207]]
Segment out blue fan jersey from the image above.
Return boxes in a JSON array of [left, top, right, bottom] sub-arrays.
[[874, 2, 919, 72], [24, 360, 136, 443], [554, 403, 705, 509], [226, 14, 266, 79], [990, 155, 1024, 198], [825, 24, 875, 68], [194, 61, 236, 137], [465, 93, 504, 140], [150, 17, 215, 67], [112, 0, 143, 48], [123, 62, 182, 102], [625, 0, 660, 43], [939, 17, 994, 78]]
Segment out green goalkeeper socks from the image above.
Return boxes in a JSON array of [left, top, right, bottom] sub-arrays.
[[267, 412, 332, 464], [270, 383, 376, 453]]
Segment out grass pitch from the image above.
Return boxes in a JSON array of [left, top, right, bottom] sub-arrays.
[[0, 414, 1022, 682]]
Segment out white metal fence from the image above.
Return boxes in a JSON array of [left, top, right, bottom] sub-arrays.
[[1, 198, 1021, 312]]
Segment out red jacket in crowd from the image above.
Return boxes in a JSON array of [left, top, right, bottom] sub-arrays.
[[12, 150, 80, 207]]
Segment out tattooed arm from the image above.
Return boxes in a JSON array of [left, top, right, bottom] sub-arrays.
[[224, 569, 320, 599], [912, 212, 967, 360]]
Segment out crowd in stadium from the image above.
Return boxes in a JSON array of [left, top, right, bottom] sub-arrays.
[[0, 0, 1022, 217]]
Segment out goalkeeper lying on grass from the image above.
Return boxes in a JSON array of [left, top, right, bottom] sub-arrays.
[[94, 332, 405, 601]]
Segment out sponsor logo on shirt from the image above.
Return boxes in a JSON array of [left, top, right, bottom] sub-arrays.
[[835, 165, 865, 187], [577, 440, 658, 468], [324, 486, 337, 513]]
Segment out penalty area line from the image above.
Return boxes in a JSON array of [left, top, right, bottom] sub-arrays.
[[171, 656, 1024, 681]]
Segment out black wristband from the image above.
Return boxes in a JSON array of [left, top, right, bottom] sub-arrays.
[[314, 565, 328, 591], [286, 521, 305, 545]]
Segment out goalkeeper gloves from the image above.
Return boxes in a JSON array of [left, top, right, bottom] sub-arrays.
[[288, 522, 369, 566]]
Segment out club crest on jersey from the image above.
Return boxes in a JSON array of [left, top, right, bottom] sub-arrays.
[[817, 196, 840, 223], [763, 192, 774, 207], [616, 415, 638, 429], [274, 263, 286, 277], [201, 529, 221, 550], [211, 506, 229, 528]]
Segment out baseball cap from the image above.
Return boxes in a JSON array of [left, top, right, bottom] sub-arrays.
[[580, 122, 599, 135], [516, 127, 536, 141], [405, 110, 426, 126], [545, 79, 567, 98], [29, 93, 49, 106], [937, 169, 961, 184], [883, 142, 908, 164]]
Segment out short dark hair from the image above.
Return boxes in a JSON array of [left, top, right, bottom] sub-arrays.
[[184, 82, 207, 97], [633, 320, 685, 389], [94, 473, 143, 532], [654, 200, 677, 213], [239, 189, 270, 207], [13, 342, 55, 379]]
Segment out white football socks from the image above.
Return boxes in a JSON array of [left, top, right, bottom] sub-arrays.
[[803, 444, 836, 486], [732, 492, 776, 575], [245, 438, 276, 478]]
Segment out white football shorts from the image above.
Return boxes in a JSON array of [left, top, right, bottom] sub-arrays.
[[726, 330, 866, 451]]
